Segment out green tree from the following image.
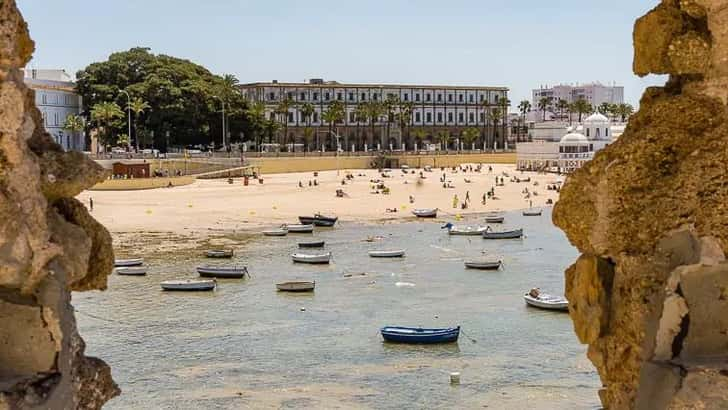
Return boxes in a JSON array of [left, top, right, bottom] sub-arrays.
[[397, 101, 414, 146], [556, 99, 569, 122], [571, 98, 592, 123], [461, 127, 480, 150], [263, 119, 281, 144], [322, 100, 345, 150], [275, 97, 296, 146], [537, 96, 553, 122], [435, 130, 452, 151], [362, 101, 384, 149], [412, 129, 428, 150], [615, 103, 634, 122], [62, 114, 86, 150], [598, 102, 611, 116], [127, 97, 150, 150], [488, 107, 502, 150], [517, 100, 531, 142], [498, 98, 510, 149], [480, 98, 492, 149], [353, 104, 368, 150], [383, 94, 399, 146], [302, 127, 315, 152], [117, 133, 130, 147], [90, 102, 124, 150]]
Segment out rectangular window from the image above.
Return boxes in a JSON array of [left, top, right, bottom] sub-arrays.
[[372, 94, 378, 101], [426, 94, 431, 102], [469, 95, 474, 103], [415, 94, 421, 102], [288, 112, 294, 122], [349, 92, 354, 101], [438, 113, 443, 123], [349, 112, 355, 122], [448, 94, 453, 102], [403, 94, 409, 101], [415, 112, 421, 122], [361, 93, 366, 101], [459, 94, 463, 102], [437, 94, 442, 102], [337, 92, 342, 101], [458, 113, 464, 122], [480, 95, 484, 102], [469, 113, 474, 122], [42, 94, 48, 104], [287, 92, 294, 100], [447, 112, 453, 122], [387, 93, 394, 100], [426, 112, 432, 122], [480, 113, 485, 122], [324, 92, 330, 100], [313, 112, 319, 123]]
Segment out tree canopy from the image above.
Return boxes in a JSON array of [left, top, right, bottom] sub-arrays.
[[75, 47, 249, 151]]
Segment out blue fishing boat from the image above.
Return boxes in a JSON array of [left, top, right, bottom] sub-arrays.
[[380, 326, 460, 344]]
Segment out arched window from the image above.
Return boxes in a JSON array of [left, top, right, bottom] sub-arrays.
[[586, 128, 590, 137], [596, 128, 600, 138], [605, 128, 609, 137]]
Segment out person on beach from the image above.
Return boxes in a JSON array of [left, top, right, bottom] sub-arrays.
[[89, 197, 94, 212], [452, 195, 459, 208], [482, 193, 487, 205], [465, 191, 470, 203], [409, 195, 415, 204]]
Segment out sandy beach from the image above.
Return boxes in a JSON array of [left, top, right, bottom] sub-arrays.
[[78, 163, 561, 236]]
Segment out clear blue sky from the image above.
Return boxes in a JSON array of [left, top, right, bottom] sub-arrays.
[[18, 0, 664, 107]]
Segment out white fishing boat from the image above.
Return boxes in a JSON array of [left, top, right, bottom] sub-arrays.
[[285, 224, 314, 233], [523, 209, 543, 216], [484, 213, 505, 223], [115, 267, 147, 276], [482, 228, 523, 239], [262, 228, 288, 236], [524, 289, 569, 311], [464, 260, 502, 270], [442, 223, 486, 236], [160, 279, 216, 291], [205, 249, 234, 258], [412, 208, 438, 218], [196, 266, 248, 278], [291, 252, 332, 264], [114, 258, 144, 267], [368, 249, 406, 258], [276, 281, 315, 292]]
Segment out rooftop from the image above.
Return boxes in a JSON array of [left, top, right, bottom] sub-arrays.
[[240, 80, 508, 91]]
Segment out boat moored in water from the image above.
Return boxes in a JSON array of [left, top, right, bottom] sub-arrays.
[[482, 228, 523, 239], [115, 267, 148, 276], [523, 209, 543, 216], [298, 214, 338, 227], [524, 289, 569, 311], [286, 224, 315, 233], [262, 228, 288, 236], [160, 279, 216, 291], [299, 240, 325, 248], [484, 213, 505, 223], [412, 208, 438, 218], [114, 258, 144, 267], [205, 249, 234, 258], [380, 326, 460, 344], [442, 223, 486, 236], [276, 281, 315, 292], [464, 260, 502, 270], [291, 252, 332, 264], [368, 249, 406, 258], [196, 266, 248, 278]]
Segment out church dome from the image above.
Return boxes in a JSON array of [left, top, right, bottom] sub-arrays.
[[560, 132, 588, 144], [584, 112, 609, 124]]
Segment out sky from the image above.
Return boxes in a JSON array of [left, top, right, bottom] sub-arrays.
[[17, 0, 666, 107]]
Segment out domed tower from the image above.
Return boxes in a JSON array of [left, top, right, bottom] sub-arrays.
[[582, 112, 611, 141]]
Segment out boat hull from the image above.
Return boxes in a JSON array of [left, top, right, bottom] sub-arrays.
[[380, 326, 460, 344], [263, 230, 288, 236], [448, 227, 486, 236], [464, 261, 501, 270], [114, 258, 143, 267], [523, 294, 569, 311], [298, 215, 338, 227], [286, 224, 315, 233], [523, 210, 542, 216], [299, 241, 325, 248], [161, 280, 216, 291], [196, 266, 247, 278], [115, 267, 147, 276], [412, 209, 437, 218], [291, 253, 331, 264], [482, 229, 523, 239], [485, 217, 504, 223], [368, 250, 406, 258], [205, 250, 233, 258], [276, 281, 315, 292]]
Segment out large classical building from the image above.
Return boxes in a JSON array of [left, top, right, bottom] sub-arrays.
[[23, 69, 84, 151], [240, 79, 509, 151], [532, 83, 624, 113]]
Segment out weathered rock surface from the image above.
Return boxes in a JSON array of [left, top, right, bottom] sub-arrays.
[[554, 1, 728, 408], [0, 1, 118, 409]]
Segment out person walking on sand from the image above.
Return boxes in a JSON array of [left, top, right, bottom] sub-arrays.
[[482, 193, 487, 205], [89, 197, 94, 212], [465, 191, 470, 203], [452, 194, 459, 208]]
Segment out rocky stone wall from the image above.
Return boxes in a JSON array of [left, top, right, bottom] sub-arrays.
[[0, 1, 118, 409], [554, 1, 728, 408]]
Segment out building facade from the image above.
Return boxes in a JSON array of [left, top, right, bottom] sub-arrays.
[[532, 83, 624, 110], [23, 69, 84, 151], [240, 79, 509, 151]]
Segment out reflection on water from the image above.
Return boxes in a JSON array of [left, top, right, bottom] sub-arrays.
[[75, 209, 600, 409]]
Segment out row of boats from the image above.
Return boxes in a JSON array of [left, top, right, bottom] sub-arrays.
[[262, 214, 338, 236], [411, 208, 543, 219]]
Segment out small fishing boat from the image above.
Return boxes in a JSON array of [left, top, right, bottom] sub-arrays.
[[291, 252, 332, 264], [205, 249, 233, 258], [524, 289, 569, 311], [114, 258, 144, 267], [482, 228, 523, 239], [380, 326, 460, 344], [115, 267, 147, 276], [484, 213, 505, 223], [286, 224, 315, 233], [298, 214, 338, 227], [464, 260, 502, 270], [368, 249, 406, 258], [262, 228, 288, 236], [412, 208, 438, 218], [442, 223, 486, 236], [523, 209, 543, 216], [276, 281, 315, 292], [196, 266, 248, 279], [160, 279, 216, 292], [299, 240, 325, 248]]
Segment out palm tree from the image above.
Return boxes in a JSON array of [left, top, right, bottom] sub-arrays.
[[90, 102, 124, 151], [517, 100, 531, 142], [302, 127, 315, 152], [383, 95, 399, 147], [498, 98, 510, 149], [614, 103, 634, 122], [362, 101, 384, 149], [537, 96, 553, 122], [556, 99, 569, 122], [299, 102, 315, 149], [571, 98, 592, 123], [412, 129, 428, 150], [127, 97, 150, 151], [461, 127, 479, 151], [479, 98, 492, 149], [322, 100, 345, 150], [435, 130, 452, 151], [488, 107, 502, 150], [397, 101, 414, 147], [62, 114, 85, 150], [245, 101, 267, 149], [598, 102, 611, 117], [275, 97, 296, 145], [263, 119, 281, 144], [353, 104, 368, 150]]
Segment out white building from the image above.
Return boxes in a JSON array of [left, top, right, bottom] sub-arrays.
[[517, 113, 620, 173], [23, 69, 84, 151], [240, 79, 509, 150], [532, 82, 624, 109]]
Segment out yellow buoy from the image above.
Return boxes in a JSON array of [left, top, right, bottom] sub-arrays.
[[145, 209, 153, 214], [249, 210, 256, 215]]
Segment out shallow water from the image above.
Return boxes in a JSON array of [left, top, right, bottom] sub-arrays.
[[75, 209, 600, 409]]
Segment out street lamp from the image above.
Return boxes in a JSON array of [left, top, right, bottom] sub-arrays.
[[119, 89, 131, 152], [213, 96, 226, 152]]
